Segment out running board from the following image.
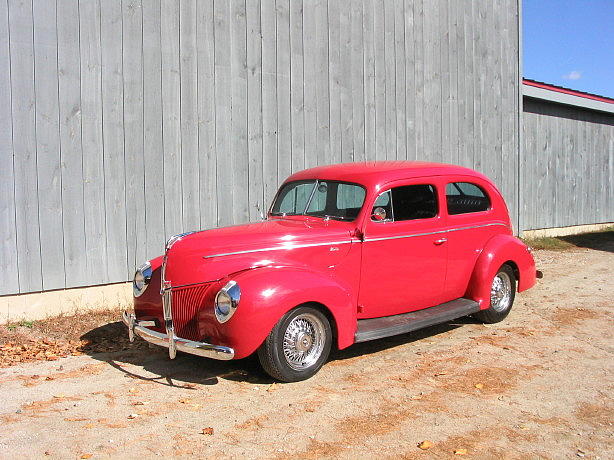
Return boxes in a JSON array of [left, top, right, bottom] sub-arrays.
[[355, 298, 480, 343]]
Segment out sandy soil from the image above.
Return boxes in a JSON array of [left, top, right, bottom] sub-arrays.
[[1, 242, 612, 459]]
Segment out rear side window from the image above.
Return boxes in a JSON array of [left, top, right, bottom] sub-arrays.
[[372, 184, 438, 222], [446, 182, 490, 215]]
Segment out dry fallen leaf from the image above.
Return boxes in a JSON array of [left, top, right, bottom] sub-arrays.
[[474, 383, 484, 389], [267, 383, 278, 392], [454, 448, 468, 455], [132, 401, 145, 406], [80, 454, 93, 459], [202, 427, 214, 435], [418, 440, 433, 450], [127, 413, 138, 419], [128, 387, 137, 393], [178, 398, 192, 404]]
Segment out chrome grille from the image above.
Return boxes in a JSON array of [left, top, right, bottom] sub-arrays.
[[170, 284, 211, 341]]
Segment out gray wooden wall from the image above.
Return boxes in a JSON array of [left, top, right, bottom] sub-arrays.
[[522, 98, 614, 231], [1, 0, 520, 296]]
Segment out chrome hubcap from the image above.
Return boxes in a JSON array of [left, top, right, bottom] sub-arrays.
[[490, 272, 512, 312], [283, 313, 325, 371]]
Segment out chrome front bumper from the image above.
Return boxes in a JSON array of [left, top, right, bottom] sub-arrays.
[[122, 311, 235, 361]]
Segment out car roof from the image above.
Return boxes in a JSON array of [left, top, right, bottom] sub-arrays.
[[286, 161, 490, 189]]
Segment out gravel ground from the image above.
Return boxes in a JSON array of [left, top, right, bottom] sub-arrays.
[[1, 240, 612, 459]]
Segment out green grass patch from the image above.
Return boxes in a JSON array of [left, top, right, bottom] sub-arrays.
[[521, 236, 575, 251]]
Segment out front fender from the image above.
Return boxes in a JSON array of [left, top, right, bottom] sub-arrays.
[[211, 266, 356, 359], [465, 234, 536, 309]]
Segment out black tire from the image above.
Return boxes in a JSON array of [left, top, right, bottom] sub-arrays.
[[257, 305, 332, 382], [474, 264, 516, 324]]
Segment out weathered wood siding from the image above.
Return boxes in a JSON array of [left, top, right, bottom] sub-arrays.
[[1, 0, 520, 295], [522, 98, 614, 231]]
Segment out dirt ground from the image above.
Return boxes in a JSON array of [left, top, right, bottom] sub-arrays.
[[1, 235, 612, 459]]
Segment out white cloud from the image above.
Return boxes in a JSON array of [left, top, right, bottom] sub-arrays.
[[563, 70, 582, 80]]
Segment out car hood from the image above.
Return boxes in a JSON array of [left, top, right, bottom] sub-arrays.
[[162, 218, 356, 286]]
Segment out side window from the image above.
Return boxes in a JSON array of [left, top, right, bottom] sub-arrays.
[[277, 182, 314, 214], [336, 184, 366, 219], [446, 182, 490, 215], [391, 184, 438, 221], [371, 190, 392, 221]]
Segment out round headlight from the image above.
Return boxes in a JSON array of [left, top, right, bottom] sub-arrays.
[[214, 280, 240, 323], [133, 261, 152, 297]]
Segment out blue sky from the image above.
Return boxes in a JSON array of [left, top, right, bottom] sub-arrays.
[[523, 0, 614, 98]]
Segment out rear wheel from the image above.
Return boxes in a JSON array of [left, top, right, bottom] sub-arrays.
[[257, 305, 332, 382], [475, 264, 516, 324]]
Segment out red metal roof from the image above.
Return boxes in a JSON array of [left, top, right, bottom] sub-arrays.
[[523, 79, 614, 104], [287, 161, 490, 189]]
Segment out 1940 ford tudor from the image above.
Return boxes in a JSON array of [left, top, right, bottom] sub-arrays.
[[123, 162, 539, 382]]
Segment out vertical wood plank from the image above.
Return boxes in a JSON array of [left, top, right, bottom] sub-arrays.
[[33, 0, 64, 290], [403, 0, 415, 160], [101, 0, 127, 282], [161, 0, 183, 236], [373, 0, 386, 160], [314, 0, 330, 165], [447, 0, 459, 165], [412, 0, 424, 160], [122, 0, 146, 274], [197, 0, 217, 228], [423, 1, 441, 163], [57, 0, 86, 288], [261, 0, 278, 204], [142, 0, 165, 254], [362, 0, 376, 161], [328, 0, 342, 163], [231, 0, 248, 223], [302, 0, 317, 168], [276, 0, 292, 182], [394, 0, 406, 159], [246, 0, 264, 217], [79, 0, 108, 284], [338, 0, 352, 163], [438, 0, 449, 162], [383, 0, 396, 159], [0, 0, 19, 294], [350, 0, 365, 162], [180, 0, 200, 230], [289, 0, 305, 173], [8, 0, 42, 292], [214, 0, 233, 225]]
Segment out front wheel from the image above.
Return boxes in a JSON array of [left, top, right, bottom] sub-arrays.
[[257, 305, 332, 382], [474, 264, 516, 324]]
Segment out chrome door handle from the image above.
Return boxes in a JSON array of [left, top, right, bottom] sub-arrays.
[[434, 238, 447, 245]]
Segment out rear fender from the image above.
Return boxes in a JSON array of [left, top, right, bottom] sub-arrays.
[[465, 234, 537, 309], [221, 266, 356, 359]]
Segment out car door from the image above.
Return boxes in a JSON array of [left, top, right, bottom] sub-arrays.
[[358, 179, 448, 318]]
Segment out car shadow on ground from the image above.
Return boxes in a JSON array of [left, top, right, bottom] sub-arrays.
[[558, 229, 614, 253], [82, 316, 479, 388]]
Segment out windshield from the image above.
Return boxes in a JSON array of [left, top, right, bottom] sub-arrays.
[[270, 180, 366, 221]]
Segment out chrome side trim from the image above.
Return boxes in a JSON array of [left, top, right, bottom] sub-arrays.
[[203, 239, 356, 259], [201, 223, 509, 259], [122, 311, 235, 360], [364, 222, 510, 243]]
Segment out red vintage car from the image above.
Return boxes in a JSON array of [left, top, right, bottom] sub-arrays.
[[123, 162, 538, 382]]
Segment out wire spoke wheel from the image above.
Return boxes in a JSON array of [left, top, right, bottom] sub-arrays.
[[490, 271, 512, 313], [282, 313, 326, 371]]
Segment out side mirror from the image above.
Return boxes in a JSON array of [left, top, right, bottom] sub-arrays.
[[371, 207, 387, 221]]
